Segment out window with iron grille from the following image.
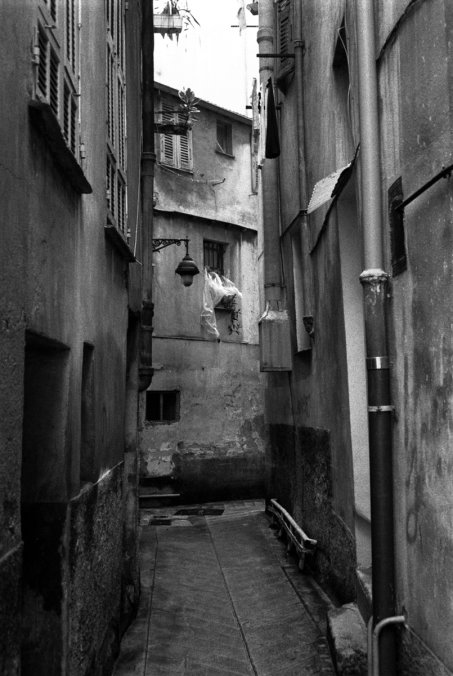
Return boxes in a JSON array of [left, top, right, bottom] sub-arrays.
[[35, 0, 80, 160], [158, 97, 193, 172], [216, 121, 233, 156], [204, 240, 226, 276], [106, 0, 128, 238], [146, 391, 180, 423]]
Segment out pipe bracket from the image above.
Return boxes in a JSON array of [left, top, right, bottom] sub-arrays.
[[367, 356, 390, 370], [368, 405, 394, 414]]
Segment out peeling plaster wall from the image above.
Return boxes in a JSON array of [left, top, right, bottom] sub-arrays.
[[373, 0, 453, 671], [141, 339, 265, 501]]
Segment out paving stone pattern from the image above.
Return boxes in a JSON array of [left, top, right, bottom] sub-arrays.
[[114, 501, 336, 676]]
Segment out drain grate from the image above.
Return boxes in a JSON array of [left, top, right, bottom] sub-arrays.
[[175, 507, 225, 516]]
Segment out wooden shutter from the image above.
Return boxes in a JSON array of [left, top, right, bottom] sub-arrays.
[[179, 131, 193, 171], [65, 0, 76, 73], [277, 0, 292, 67], [38, 28, 48, 99], [160, 100, 176, 167], [49, 48, 59, 116]]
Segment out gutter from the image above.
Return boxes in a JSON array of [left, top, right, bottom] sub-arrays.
[[139, 1, 155, 391], [356, 2, 397, 674], [257, 0, 283, 306], [293, 1, 312, 346]]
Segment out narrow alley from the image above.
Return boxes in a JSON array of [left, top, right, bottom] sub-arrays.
[[114, 501, 336, 676]]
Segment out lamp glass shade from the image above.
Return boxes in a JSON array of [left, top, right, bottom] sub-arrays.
[[175, 254, 200, 287]]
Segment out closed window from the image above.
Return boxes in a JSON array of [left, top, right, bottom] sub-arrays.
[[146, 391, 180, 423], [36, 0, 80, 158], [216, 121, 233, 156], [106, 0, 128, 237], [158, 98, 193, 172]]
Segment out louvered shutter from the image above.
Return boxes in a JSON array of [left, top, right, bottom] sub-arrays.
[[277, 0, 293, 68], [160, 100, 176, 167], [38, 28, 48, 99], [49, 48, 59, 116], [179, 130, 192, 171]]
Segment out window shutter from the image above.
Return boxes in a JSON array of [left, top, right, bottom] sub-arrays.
[[49, 48, 59, 116], [179, 131, 192, 171], [38, 28, 48, 98], [277, 0, 293, 67], [66, 0, 76, 73], [160, 100, 176, 167]]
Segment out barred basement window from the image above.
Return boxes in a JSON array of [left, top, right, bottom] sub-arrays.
[[146, 391, 180, 423], [35, 0, 80, 160], [158, 97, 193, 172], [106, 0, 128, 239], [204, 240, 225, 276]]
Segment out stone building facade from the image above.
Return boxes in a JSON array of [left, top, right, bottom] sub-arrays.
[[256, 0, 453, 673], [0, 1, 147, 673], [140, 83, 266, 502]]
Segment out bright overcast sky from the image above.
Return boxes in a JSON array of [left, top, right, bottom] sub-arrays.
[[154, 0, 258, 115]]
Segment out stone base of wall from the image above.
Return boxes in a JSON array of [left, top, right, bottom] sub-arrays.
[[141, 447, 265, 503], [172, 449, 265, 502], [19, 463, 127, 676], [399, 628, 453, 676], [0, 543, 21, 675], [267, 424, 356, 604]]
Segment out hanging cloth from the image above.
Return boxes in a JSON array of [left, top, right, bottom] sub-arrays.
[[265, 78, 280, 159]]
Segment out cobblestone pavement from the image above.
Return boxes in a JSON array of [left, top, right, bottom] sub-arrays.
[[114, 500, 336, 676]]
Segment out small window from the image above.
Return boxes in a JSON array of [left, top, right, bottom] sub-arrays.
[[216, 121, 233, 156], [388, 177, 407, 276], [204, 240, 225, 275], [146, 391, 180, 423]]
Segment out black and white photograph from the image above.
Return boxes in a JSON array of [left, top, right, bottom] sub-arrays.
[[1, 0, 452, 674]]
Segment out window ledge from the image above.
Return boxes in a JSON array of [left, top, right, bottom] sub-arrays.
[[159, 162, 193, 175], [215, 149, 235, 159], [28, 99, 92, 194], [104, 224, 136, 262]]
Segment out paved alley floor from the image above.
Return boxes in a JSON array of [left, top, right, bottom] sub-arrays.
[[113, 500, 336, 676]]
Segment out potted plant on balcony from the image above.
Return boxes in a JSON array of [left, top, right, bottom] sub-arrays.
[[154, 1, 199, 38], [154, 88, 200, 136]]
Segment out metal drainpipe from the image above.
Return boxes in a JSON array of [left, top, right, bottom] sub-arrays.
[[292, 1, 312, 317], [258, 0, 283, 308], [139, 0, 155, 392], [356, 1, 397, 674]]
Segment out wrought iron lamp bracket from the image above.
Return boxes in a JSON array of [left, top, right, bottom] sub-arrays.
[[152, 238, 189, 253]]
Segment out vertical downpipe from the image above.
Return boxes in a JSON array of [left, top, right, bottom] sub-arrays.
[[139, 0, 155, 391], [258, 0, 283, 308], [292, 1, 312, 319], [356, 1, 397, 674]]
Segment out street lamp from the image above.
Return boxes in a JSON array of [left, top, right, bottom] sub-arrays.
[[152, 237, 200, 287]]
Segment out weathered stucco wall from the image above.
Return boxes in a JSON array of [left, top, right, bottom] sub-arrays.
[[0, 2, 28, 669], [141, 340, 265, 501], [154, 85, 257, 229], [263, 0, 360, 602], [143, 96, 265, 500], [0, 0, 143, 672], [374, 0, 453, 672]]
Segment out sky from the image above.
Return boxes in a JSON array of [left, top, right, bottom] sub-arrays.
[[154, 0, 259, 115]]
